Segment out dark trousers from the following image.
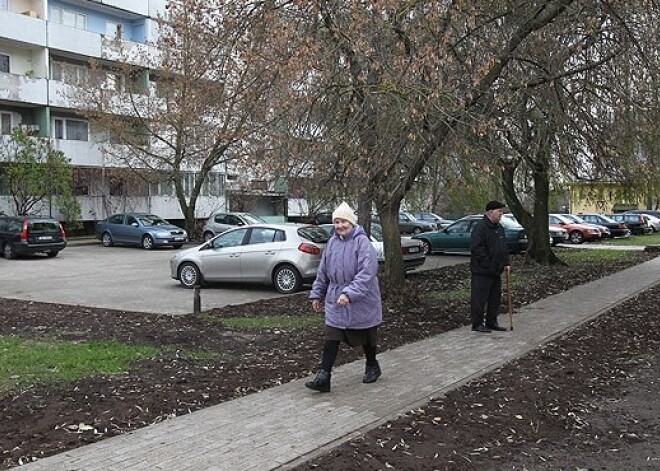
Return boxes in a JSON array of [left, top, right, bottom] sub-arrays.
[[470, 274, 502, 328], [320, 340, 377, 372]]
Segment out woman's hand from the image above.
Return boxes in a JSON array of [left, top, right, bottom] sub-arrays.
[[311, 299, 322, 312], [337, 294, 350, 306]]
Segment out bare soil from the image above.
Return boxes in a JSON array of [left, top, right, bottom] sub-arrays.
[[1, 250, 658, 469]]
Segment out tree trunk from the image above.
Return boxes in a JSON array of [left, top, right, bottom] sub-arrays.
[[501, 155, 563, 266], [375, 201, 406, 299]]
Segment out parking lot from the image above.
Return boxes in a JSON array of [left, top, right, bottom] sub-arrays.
[[0, 242, 467, 315]]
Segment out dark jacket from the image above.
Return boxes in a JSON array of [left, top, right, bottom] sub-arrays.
[[470, 215, 510, 276]]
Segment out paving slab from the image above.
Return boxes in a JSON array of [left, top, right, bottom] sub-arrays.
[[19, 257, 660, 471]]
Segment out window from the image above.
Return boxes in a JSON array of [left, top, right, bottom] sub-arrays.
[[106, 21, 123, 40], [53, 118, 88, 141], [0, 54, 9, 74], [51, 61, 88, 84], [1, 112, 11, 135], [51, 7, 86, 30]]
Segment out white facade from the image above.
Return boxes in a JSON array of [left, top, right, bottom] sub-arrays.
[[0, 0, 232, 222]]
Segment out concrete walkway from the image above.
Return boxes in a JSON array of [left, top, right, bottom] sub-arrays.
[[21, 257, 660, 471]]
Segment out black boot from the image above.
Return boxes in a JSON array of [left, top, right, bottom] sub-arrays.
[[362, 361, 382, 384], [305, 369, 331, 392]]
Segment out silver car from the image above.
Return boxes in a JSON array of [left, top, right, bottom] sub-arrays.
[[201, 212, 266, 241], [171, 223, 330, 294]]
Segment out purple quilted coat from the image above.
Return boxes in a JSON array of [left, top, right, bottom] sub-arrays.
[[309, 225, 382, 329]]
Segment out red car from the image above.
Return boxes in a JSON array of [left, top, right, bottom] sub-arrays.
[[549, 214, 601, 244]]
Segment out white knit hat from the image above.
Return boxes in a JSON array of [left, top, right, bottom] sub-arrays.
[[332, 201, 357, 225]]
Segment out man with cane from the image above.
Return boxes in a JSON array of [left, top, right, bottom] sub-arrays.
[[469, 200, 511, 333]]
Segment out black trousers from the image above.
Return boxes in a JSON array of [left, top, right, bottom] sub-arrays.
[[470, 274, 502, 328]]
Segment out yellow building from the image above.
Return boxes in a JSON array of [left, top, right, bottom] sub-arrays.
[[569, 182, 647, 215]]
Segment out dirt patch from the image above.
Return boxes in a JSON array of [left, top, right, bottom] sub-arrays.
[[0, 250, 657, 468]]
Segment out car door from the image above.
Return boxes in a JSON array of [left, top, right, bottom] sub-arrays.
[[398, 213, 413, 233], [240, 227, 283, 282], [124, 215, 144, 245], [444, 219, 473, 251], [107, 214, 130, 243], [200, 228, 248, 281]]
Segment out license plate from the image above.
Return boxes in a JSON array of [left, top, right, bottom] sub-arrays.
[[38, 236, 53, 241], [408, 246, 419, 253], [174, 237, 184, 241]]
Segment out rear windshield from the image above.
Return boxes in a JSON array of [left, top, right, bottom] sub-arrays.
[[28, 221, 60, 233], [298, 226, 331, 244]]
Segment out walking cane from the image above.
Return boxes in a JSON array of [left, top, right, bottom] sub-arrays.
[[505, 266, 513, 331]]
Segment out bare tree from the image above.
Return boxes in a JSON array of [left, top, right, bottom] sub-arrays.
[[75, 0, 290, 236]]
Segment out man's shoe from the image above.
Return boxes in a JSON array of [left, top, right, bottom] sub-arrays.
[[363, 362, 382, 383], [305, 369, 331, 392], [486, 324, 508, 332], [472, 324, 491, 333]]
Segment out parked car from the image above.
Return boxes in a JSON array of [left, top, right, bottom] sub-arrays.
[[626, 209, 660, 221], [549, 214, 601, 244], [641, 214, 660, 233], [557, 214, 610, 238], [411, 215, 528, 255], [396, 212, 437, 234], [320, 223, 426, 271], [413, 212, 455, 229], [310, 212, 334, 225], [578, 213, 631, 238], [170, 223, 330, 294], [202, 212, 266, 241], [0, 215, 67, 259], [96, 213, 188, 250], [607, 213, 653, 235], [501, 214, 568, 246]]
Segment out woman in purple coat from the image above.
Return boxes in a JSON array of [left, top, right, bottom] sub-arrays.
[[305, 201, 383, 393]]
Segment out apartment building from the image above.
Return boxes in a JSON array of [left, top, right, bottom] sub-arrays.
[[0, 0, 241, 223]]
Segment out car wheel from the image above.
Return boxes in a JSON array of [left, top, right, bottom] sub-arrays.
[[47, 251, 59, 258], [569, 231, 584, 244], [273, 264, 302, 294], [179, 262, 202, 288], [101, 232, 113, 247], [412, 227, 422, 235], [3, 243, 16, 260], [203, 231, 215, 242], [172, 244, 183, 249], [142, 235, 154, 250], [420, 239, 432, 255]]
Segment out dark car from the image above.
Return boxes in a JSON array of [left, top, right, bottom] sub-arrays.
[[397, 212, 437, 234], [626, 209, 660, 220], [579, 213, 631, 238], [411, 215, 528, 255], [607, 213, 652, 235], [0, 215, 67, 259], [413, 212, 455, 229], [96, 213, 188, 250]]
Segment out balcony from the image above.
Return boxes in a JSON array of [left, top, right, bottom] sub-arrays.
[[51, 139, 105, 167], [0, 10, 47, 46], [102, 37, 151, 68], [0, 72, 48, 105], [48, 23, 102, 58]]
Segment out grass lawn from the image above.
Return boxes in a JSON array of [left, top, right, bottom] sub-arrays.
[[599, 232, 660, 246]]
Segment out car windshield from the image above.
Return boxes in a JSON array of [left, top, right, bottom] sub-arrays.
[[499, 217, 522, 229], [139, 215, 169, 226], [299, 226, 331, 243], [596, 215, 616, 223], [243, 213, 267, 224]]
